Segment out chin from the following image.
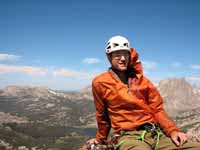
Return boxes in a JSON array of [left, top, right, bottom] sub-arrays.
[[118, 67, 127, 72]]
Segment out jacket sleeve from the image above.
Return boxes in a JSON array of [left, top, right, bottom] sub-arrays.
[[92, 80, 111, 142], [147, 80, 180, 137]]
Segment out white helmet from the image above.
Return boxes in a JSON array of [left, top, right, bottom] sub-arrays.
[[106, 35, 130, 54]]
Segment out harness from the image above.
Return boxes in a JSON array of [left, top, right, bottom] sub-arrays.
[[86, 123, 163, 150], [137, 123, 163, 150], [115, 123, 163, 150]]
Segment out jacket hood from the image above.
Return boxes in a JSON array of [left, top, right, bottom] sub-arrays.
[[128, 48, 143, 79]]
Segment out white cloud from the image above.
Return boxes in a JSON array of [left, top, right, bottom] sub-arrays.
[[0, 64, 48, 75], [186, 77, 200, 81], [53, 69, 76, 77], [171, 62, 182, 67], [191, 64, 200, 70], [0, 53, 21, 61], [0, 63, 99, 79], [142, 61, 157, 70], [82, 58, 100, 64], [53, 68, 97, 79]]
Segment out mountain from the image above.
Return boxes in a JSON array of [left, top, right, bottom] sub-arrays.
[[157, 78, 200, 142], [0, 78, 200, 149], [157, 78, 200, 115], [0, 85, 95, 127], [0, 85, 96, 150], [1, 85, 93, 101]]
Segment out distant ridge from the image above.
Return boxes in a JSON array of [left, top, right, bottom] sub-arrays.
[[0, 78, 199, 145]]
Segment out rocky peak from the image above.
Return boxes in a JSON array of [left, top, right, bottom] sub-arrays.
[[158, 78, 200, 112]]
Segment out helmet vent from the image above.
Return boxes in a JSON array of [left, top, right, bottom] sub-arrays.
[[107, 46, 111, 49], [113, 43, 119, 47], [124, 43, 128, 47]]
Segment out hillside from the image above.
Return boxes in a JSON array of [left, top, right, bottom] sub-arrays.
[[0, 78, 200, 149], [0, 85, 95, 127]]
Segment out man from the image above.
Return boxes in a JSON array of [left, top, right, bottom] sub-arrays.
[[87, 35, 200, 149]]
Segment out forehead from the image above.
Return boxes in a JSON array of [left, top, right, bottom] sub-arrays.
[[112, 50, 130, 54]]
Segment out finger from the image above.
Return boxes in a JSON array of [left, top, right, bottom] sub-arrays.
[[179, 134, 188, 146], [178, 135, 183, 146], [94, 140, 98, 144], [179, 138, 184, 146], [172, 137, 180, 146], [182, 136, 188, 144]]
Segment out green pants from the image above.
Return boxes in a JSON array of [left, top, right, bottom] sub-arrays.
[[117, 130, 200, 150]]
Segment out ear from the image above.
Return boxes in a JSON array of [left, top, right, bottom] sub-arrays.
[[106, 54, 112, 64]]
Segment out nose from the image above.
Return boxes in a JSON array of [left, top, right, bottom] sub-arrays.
[[120, 55, 126, 61]]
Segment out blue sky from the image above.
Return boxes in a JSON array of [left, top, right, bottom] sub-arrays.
[[0, 0, 200, 91]]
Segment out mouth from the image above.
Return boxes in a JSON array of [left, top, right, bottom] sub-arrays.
[[118, 63, 127, 67]]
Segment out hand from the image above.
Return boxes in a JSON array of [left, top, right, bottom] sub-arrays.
[[170, 131, 188, 146], [80, 138, 99, 150], [86, 138, 99, 145]]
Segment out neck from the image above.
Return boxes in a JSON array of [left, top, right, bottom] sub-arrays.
[[112, 68, 128, 84]]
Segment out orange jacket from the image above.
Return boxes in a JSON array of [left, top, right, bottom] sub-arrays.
[[92, 48, 179, 142]]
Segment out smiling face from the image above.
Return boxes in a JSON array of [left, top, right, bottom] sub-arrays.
[[110, 50, 130, 72]]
